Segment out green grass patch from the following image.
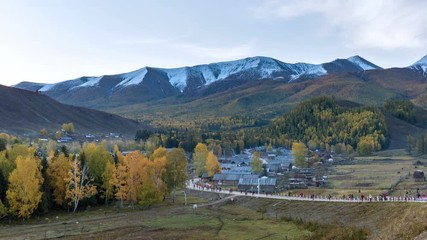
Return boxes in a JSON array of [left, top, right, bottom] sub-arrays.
[[147, 213, 221, 229], [220, 218, 310, 240]]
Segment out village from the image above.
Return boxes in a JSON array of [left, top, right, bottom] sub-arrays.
[[196, 147, 330, 195], [38, 130, 427, 202], [192, 146, 427, 203]]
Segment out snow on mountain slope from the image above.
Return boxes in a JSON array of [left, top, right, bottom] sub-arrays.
[[305, 65, 328, 75], [15, 55, 385, 95], [410, 55, 427, 73], [347, 55, 382, 70], [39, 84, 55, 92], [207, 57, 266, 79], [71, 77, 103, 89], [39, 78, 89, 92], [160, 56, 294, 92], [191, 56, 317, 85], [115, 68, 148, 88], [162, 67, 189, 92], [289, 64, 327, 81]]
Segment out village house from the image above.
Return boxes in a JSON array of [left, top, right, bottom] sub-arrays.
[[237, 177, 277, 193], [213, 173, 258, 187], [287, 178, 307, 189]]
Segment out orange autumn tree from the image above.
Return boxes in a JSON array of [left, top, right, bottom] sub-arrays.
[[123, 151, 146, 207], [114, 148, 172, 207], [115, 161, 129, 208]]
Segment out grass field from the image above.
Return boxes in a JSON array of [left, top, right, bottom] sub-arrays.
[[0, 192, 312, 240], [280, 151, 427, 202], [1, 150, 427, 239], [287, 150, 427, 198], [1, 188, 426, 239]]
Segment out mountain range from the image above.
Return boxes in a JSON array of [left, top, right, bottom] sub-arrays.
[[14, 54, 427, 130], [15, 55, 392, 107]]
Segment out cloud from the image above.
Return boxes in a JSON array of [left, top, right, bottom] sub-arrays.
[[176, 41, 255, 60], [252, 0, 427, 50], [115, 34, 255, 61]]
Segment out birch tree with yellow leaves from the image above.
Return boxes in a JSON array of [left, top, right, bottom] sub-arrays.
[[6, 155, 43, 219], [115, 162, 128, 208], [47, 152, 71, 207], [193, 143, 209, 177], [139, 156, 167, 206], [101, 161, 117, 205], [165, 148, 188, 203], [65, 155, 97, 213], [205, 151, 221, 178]]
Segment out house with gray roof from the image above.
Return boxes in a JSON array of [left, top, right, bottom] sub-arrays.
[[213, 173, 258, 186], [238, 177, 277, 193]]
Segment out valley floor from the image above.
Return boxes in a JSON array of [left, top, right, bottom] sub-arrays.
[[1, 189, 426, 240]]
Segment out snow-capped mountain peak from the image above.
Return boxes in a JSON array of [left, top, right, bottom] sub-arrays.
[[409, 55, 427, 74], [115, 68, 148, 89], [159, 56, 300, 92], [39, 83, 55, 92], [39, 78, 89, 92], [347, 55, 382, 70], [14, 55, 389, 97], [411, 55, 427, 66], [71, 76, 103, 90]]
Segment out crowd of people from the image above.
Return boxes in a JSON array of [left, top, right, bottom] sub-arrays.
[[189, 180, 427, 203]]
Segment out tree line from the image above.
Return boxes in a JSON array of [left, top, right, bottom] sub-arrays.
[[0, 139, 191, 219], [135, 97, 391, 157], [407, 133, 427, 155], [273, 96, 389, 156]]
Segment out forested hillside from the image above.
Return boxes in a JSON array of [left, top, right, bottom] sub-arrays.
[[273, 97, 388, 154], [133, 96, 394, 156]]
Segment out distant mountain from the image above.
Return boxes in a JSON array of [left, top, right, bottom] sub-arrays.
[[0, 85, 144, 136], [14, 55, 382, 109], [12, 54, 427, 148], [347, 55, 382, 70], [409, 55, 427, 75]]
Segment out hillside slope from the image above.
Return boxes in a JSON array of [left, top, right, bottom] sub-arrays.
[[0, 85, 144, 136]]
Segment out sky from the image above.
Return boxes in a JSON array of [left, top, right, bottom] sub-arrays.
[[1, 0, 427, 86]]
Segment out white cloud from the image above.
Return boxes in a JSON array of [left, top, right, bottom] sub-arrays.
[[252, 0, 427, 50], [176, 41, 256, 60]]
